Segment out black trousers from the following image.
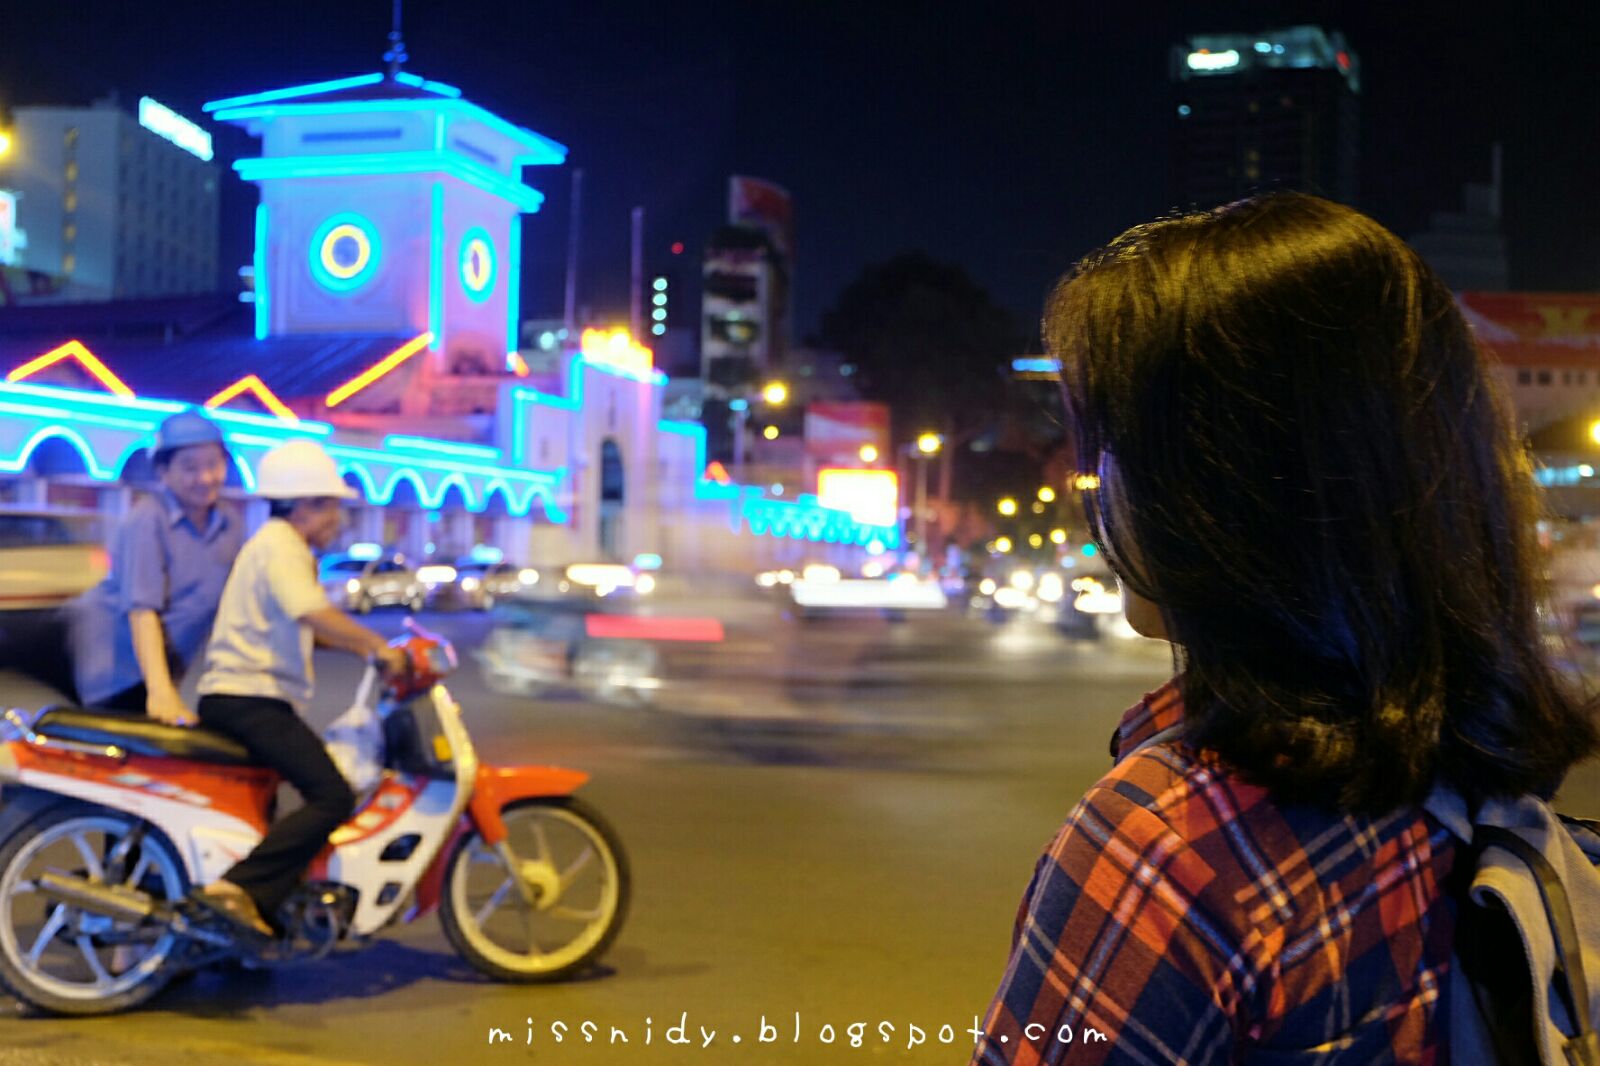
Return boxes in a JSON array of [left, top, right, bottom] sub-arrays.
[[196, 694, 356, 922]]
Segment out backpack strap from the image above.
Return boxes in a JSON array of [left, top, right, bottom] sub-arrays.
[[1475, 826, 1600, 1066]]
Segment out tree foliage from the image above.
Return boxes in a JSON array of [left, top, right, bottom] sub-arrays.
[[818, 252, 1022, 441]]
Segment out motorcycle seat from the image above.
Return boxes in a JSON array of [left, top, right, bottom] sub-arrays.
[[31, 707, 253, 766]]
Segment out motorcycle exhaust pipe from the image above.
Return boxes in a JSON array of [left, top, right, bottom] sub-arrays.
[[38, 870, 161, 923]]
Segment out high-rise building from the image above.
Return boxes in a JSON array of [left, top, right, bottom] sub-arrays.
[[1409, 145, 1509, 292], [1170, 26, 1360, 210], [0, 96, 220, 301]]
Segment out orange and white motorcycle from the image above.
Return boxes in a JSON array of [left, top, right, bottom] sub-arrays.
[[0, 624, 629, 1015]]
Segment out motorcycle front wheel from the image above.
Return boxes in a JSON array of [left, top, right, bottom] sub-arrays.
[[439, 797, 629, 982], [0, 802, 187, 1015]]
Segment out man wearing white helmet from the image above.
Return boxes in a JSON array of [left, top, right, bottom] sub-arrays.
[[192, 439, 406, 936]]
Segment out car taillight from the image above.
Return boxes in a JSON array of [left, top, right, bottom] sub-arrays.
[[89, 548, 110, 574]]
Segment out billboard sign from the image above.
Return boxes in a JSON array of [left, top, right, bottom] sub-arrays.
[[0, 192, 18, 265], [817, 468, 900, 529], [804, 402, 891, 462], [729, 176, 794, 260]]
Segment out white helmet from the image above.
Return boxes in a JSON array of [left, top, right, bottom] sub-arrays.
[[254, 440, 358, 500]]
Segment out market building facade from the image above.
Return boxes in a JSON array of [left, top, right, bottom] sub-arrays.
[[0, 71, 897, 576]]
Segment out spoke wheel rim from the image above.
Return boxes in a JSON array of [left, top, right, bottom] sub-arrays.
[[0, 815, 183, 1002], [449, 805, 620, 974]]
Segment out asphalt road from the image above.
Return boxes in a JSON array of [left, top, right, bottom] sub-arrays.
[[4, 602, 1600, 1065]]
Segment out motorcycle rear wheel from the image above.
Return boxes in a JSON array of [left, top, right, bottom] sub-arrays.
[[439, 797, 629, 982], [0, 802, 187, 1015]]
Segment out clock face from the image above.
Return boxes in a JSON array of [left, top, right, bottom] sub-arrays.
[[460, 228, 496, 302], [311, 212, 381, 292]]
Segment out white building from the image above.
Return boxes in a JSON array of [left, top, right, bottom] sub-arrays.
[[0, 97, 219, 301]]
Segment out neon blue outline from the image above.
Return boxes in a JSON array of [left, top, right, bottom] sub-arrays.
[[393, 72, 463, 99], [429, 183, 444, 342], [336, 462, 382, 501], [0, 383, 183, 418], [211, 100, 567, 165], [235, 152, 546, 212], [0, 427, 116, 480], [431, 474, 478, 510], [506, 214, 522, 358], [207, 408, 331, 437], [0, 399, 151, 432], [231, 453, 258, 492], [254, 204, 269, 339], [203, 74, 386, 113], [459, 227, 496, 303], [378, 468, 429, 507], [1011, 357, 1061, 374], [384, 435, 501, 461], [309, 212, 382, 293]]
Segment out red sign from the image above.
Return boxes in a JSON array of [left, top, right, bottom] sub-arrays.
[[729, 176, 794, 260], [804, 402, 890, 462], [1458, 293, 1600, 368]]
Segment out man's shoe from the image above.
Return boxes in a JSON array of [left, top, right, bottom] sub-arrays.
[[191, 883, 274, 939]]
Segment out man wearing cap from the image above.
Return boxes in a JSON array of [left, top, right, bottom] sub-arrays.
[[192, 439, 405, 936], [68, 407, 244, 721]]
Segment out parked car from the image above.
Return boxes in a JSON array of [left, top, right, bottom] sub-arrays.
[[319, 552, 426, 614], [0, 510, 109, 611]]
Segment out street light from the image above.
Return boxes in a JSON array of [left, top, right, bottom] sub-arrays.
[[1029, 533, 1044, 548], [859, 443, 879, 464], [998, 497, 1018, 517], [1050, 528, 1067, 545], [0, 132, 11, 157], [995, 536, 1013, 553], [732, 383, 788, 478], [1590, 420, 1600, 447], [910, 431, 942, 568], [1073, 474, 1101, 491], [1038, 486, 1057, 503]]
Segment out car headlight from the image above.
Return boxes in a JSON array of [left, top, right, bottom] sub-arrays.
[[461, 577, 481, 591], [519, 568, 539, 585], [635, 573, 656, 595], [346, 579, 361, 594]]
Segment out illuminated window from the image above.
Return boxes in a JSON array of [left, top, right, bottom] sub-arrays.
[[64, 161, 78, 182], [64, 127, 79, 147], [63, 223, 76, 242], [309, 212, 381, 293], [63, 191, 77, 213], [62, 253, 75, 274]]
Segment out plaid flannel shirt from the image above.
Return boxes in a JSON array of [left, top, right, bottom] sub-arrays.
[[971, 677, 1458, 1064]]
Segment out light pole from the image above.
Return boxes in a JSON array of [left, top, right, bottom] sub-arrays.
[[912, 432, 942, 570], [731, 381, 788, 481]]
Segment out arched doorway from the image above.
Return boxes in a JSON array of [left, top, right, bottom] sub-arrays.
[[599, 439, 624, 561]]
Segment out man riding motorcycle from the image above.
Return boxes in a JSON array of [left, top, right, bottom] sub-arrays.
[[189, 440, 405, 936]]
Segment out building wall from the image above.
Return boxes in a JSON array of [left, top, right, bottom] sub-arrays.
[[1495, 363, 1600, 435], [2, 103, 217, 301]]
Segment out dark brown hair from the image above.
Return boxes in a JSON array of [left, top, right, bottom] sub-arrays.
[[1049, 191, 1597, 811]]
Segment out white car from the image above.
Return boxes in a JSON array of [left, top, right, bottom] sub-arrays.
[[320, 553, 426, 614]]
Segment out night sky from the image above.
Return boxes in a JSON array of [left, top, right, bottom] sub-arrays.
[[3, 1, 1597, 339]]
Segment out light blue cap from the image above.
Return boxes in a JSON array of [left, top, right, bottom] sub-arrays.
[[152, 407, 225, 455]]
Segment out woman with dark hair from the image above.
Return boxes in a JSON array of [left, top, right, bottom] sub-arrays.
[[971, 192, 1598, 1063]]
